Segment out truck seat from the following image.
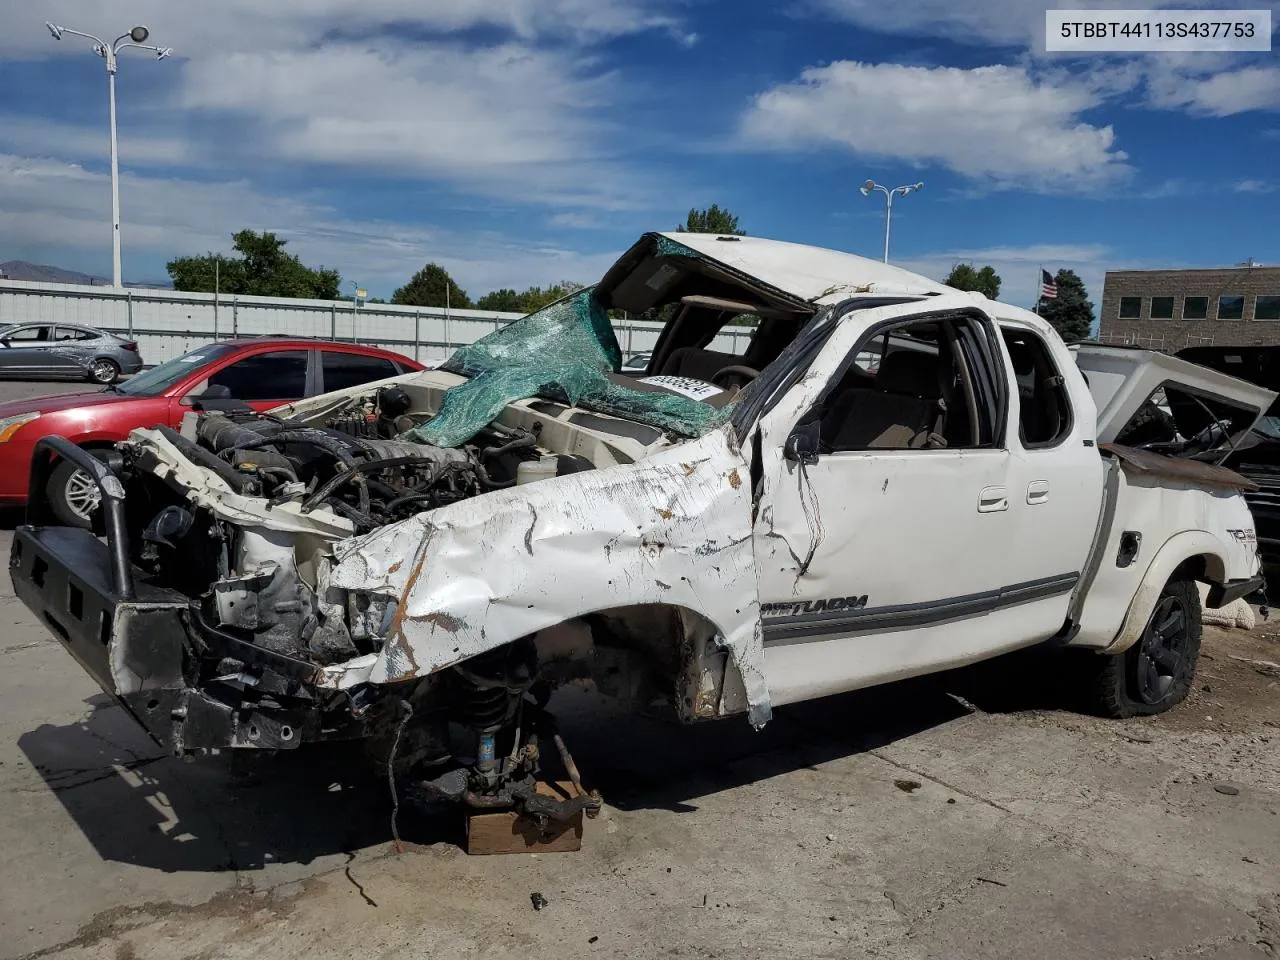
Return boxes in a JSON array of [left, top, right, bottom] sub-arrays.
[[658, 347, 747, 383], [822, 351, 947, 451]]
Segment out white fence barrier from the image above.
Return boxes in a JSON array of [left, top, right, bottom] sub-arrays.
[[0, 280, 755, 368]]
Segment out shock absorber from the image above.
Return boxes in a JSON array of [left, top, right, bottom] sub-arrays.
[[450, 641, 538, 785], [457, 684, 509, 778]]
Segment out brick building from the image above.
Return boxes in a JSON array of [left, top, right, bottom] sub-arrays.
[[1098, 265, 1280, 353]]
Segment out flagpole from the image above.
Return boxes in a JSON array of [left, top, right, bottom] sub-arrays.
[[1034, 265, 1041, 315]]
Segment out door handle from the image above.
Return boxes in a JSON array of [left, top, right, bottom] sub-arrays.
[[1027, 480, 1051, 505], [978, 486, 1009, 513]]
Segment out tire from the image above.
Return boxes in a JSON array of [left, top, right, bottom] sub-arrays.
[[47, 456, 106, 528], [1088, 577, 1202, 718], [87, 358, 120, 385]]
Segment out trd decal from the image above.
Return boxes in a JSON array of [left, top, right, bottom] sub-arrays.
[[1227, 528, 1257, 543], [761, 595, 869, 618]]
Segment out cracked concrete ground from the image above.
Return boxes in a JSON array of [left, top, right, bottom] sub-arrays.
[[0, 385, 1277, 960]]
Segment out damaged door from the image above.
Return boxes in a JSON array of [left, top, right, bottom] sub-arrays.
[[752, 306, 1075, 706]]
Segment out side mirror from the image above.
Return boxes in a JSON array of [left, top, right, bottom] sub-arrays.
[[783, 421, 821, 465]]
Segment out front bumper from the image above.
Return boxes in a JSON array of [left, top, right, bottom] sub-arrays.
[[9, 437, 326, 754]]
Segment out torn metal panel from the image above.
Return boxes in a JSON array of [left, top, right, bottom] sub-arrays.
[[1100, 443, 1259, 492], [328, 429, 771, 727]]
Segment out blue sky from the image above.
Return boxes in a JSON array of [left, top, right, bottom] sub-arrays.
[[0, 0, 1277, 308]]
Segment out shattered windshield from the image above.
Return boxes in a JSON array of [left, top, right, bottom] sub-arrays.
[[400, 287, 733, 448]]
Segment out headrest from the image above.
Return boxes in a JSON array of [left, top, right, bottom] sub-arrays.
[[1006, 340, 1037, 376], [876, 349, 942, 399]]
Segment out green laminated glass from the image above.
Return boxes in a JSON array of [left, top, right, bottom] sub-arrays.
[[400, 287, 731, 448]]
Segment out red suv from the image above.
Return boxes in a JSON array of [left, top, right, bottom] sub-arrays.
[[0, 337, 423, 525]]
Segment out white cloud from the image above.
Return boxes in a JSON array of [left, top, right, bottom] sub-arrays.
[[0, 116, 197, 167], [176, 40, 643, 207], [0, 0, 685, 55], [1232, 179, 1275, 194], [1145, 64, 1280, 116], [810, 1, 1280, 51], [0, 1, 689, 209], [742, 61, 1129, 191], [549, 212, 607, 229], [809, 1, 1280, 121], [0, 153, 621, 295], [809, 0, 1181, 49]]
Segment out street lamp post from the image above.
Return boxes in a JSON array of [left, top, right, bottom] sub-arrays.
[[348, 281, 366, 342], [46, 22, 172, 288], [860, 180, 924, 263]]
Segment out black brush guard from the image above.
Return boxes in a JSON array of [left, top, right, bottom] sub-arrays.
[[9, 437, 318, 754]]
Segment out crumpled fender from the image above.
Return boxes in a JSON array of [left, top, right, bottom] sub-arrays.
[[327, 428, 771, 727]]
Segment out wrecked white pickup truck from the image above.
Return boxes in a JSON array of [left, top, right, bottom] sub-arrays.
[[10, 233, 1273, 822]]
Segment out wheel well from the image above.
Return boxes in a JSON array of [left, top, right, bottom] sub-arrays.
[[532, 603, 748, 721], [1173, 553, 1226, 585]]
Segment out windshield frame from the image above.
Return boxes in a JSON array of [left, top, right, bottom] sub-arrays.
[[114, 343, 237, 397]]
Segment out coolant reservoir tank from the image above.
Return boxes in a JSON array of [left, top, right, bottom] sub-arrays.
[[516, 455, 559, 485]]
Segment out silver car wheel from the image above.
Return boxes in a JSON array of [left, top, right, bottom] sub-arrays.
[[62, 469, 102, 521], [88, 359, 118, 384]]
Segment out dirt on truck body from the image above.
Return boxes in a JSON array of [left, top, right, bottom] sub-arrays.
[[9, 232, 1273, 828]]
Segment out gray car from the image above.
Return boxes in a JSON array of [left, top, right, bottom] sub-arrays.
[[0, 322, 144, 384]]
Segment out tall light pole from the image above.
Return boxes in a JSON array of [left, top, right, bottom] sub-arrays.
[[349, 280, 366, 342], [860, 180, 924, 263], [46, 22, 172, 288]]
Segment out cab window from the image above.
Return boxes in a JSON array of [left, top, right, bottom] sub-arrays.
[[814, 314, 1005, 453], [1001, 329, 1073, 448], [206, 350, 309, 401], [321, 351, 399, 392]]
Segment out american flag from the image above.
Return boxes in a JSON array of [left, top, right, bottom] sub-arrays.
[[1040, 269, 1058, 300]]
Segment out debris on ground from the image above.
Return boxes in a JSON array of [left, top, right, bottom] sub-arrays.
[[530, 892, 548, 911], [1228, 655, 1280, 679], [1213, 784, 1241, 796], [894, 779, 923, 793]]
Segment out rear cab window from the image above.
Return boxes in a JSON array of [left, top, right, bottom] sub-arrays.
[[320, 351, 400, 392], [1000, 328, 1073, 448]]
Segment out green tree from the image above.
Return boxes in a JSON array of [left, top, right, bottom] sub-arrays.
[[476, 288, 525, 312], [944, 263, 1001, 300], [391, 263, 472, 309], [1038, 269, 1094, 343], [167, 231, 340, 299], [476, 281, 586, 314], [518, 281, 585, 313], [677, 204, 744, 235]]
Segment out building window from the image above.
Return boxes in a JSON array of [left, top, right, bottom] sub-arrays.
[[1183, 296, 1208, 320], [1150, 296, 1174, 319], [1118, 296, 1142, 319], [1219, 295, 1245, 320], [1256, 295, 1280, 321]]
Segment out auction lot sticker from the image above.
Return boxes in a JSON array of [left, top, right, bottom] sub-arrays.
[[1046, 9, 1271, 51]]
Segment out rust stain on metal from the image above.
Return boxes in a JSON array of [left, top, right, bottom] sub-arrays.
[[388, 560, 403, 574], [728, 468, 742, 490], [415, 611, 467, 632], [657, 508, 674, 519], [681, 462, 696, 476], [380, 536, 431, 677]]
